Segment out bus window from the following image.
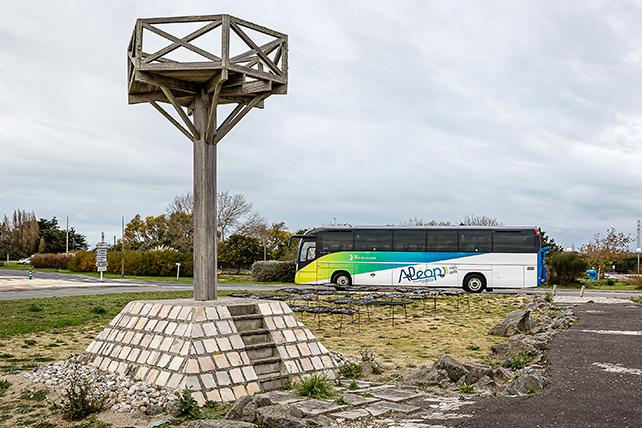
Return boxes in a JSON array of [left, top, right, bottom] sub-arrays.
[[393, 230, 426, 252], [355, 230, 393, 251], [459, 230, 492, 252], [427, 230, 458, 251], [318, 231, 353, 255], [494, 230, 538, 253], [299, 241, 316, 261]]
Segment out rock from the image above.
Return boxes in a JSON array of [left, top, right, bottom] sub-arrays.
[[187, 420, 257, 428], [255, 404, 307, 428], [305, 415, 334, 427], [492, 338, 538, 359], [506, 371, 546, 395], [405, 366, 450, 388], [475, 375, 502, 395], [489, 309, 532, 336], [461, 364, 491, 385], [488, 367, 513, 384], [225, 395, 256, 422], [433, 355, 468, 382]]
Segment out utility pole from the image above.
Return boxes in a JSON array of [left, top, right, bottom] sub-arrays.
[[121, 216, 125, 278], [636, 220, 641, 276], [65, 216, 69, 253]]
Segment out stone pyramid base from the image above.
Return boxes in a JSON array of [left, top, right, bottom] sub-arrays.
[[81, 298, 337, 405]]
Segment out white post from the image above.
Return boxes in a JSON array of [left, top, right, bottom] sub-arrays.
[[580, 285, 585, 297], [552, 284, 557, 296], [65, 216, 69, 253], [100, 271, 103, 282], [176, 263, 181, 280]]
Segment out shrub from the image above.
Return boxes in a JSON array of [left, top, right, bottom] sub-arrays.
[[68, 250, 193, 277], [458, 383, 475, 394], [294, 374, 335, 399], [60, 375, 107, 421], [339, 363, 362, 379], [175, 388, 201, 419], [547, 252, 588, 285], [31, 253, 74, 269], [250, 260, 296, 282], [347, 380, 359, 390]]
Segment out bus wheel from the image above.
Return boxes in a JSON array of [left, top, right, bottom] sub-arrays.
[[332, 271, 352, 286], [463, 273, 486, 293]]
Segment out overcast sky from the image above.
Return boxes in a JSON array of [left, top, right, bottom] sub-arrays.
[[2, 0, 642, 248]]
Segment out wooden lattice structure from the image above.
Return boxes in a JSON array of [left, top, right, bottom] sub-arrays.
[[127, 15, 288, 300]]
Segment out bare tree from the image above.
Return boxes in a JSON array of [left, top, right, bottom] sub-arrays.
[[401, 218, 452, 226], [166, 193, 193, 215], [217, 191, 259, 242], [460, 215, 502, 226], [580, 228, 632, 278]]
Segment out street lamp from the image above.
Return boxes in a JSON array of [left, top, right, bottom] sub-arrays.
[[636, 247, 641, 276]]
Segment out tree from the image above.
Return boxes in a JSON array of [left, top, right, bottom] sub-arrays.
[[38, 237, 46, 253], [460, 215, 502, 226], [217, 191, 261, 241], [124, 214, 171, 251], [580, 228, 632, 278], [0, 210, 40, 258], [540, 229, 563, 253], [548, 252, 588, 285], [35, 217, 87, 253], [251, 222, 292, 260], [401, 218, 451, 226], [218, 234, 263, 273]]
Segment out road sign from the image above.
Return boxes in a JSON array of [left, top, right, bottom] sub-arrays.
[[96, 239, 109, 274]]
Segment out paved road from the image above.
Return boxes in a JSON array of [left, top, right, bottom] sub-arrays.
[[454, 303, 642, 428], [1, 269, 641, 301]]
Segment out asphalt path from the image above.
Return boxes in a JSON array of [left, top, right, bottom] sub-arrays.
[[1, 269, 642, 301], [454, 303, 642, 428]]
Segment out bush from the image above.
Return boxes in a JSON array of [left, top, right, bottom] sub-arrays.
[[458, 383, 475, 394], [339, 363, 362, 379], [547, 252, 588, 285], [250, 260, 296, 282], [294, 374, 335, 399], [60, 375, 107, 421], [31, 253, 74, 269], [175, 388, 201, 419], [68, 250, 193, 277]]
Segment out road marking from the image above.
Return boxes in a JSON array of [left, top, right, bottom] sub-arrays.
[[593, 362, 642, 376], [579, 329, 642, 336]]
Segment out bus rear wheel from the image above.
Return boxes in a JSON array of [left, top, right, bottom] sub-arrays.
[[463, 273, 486, 293], [332, 271, 352, 286]]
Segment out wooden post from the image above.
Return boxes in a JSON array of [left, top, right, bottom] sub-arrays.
[[193, 92, 217, 300]]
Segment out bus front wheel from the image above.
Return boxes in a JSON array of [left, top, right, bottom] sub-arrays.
[[332, 271, 352, 286], [463, 273, 486, 293]]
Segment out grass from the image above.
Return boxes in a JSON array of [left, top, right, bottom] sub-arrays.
[[0, 261, 279, 285], [540, 280, 639, 291], [458, 383, 475, 394], [294, 374, 335, 399]]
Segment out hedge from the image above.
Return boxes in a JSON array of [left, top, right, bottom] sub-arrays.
[[250, 260, 296, 283], [31, 253, 75, 269], [68, 250, 193, 277]]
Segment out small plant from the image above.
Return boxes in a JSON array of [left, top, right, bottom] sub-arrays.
[[360, 391, 374, 398], [0, 379, 11, 395], [22, 339, 37, 347], [606, 278, 615, 286], [503, 352, 531, 370], [466, 344, 480, 351], [335, 396, 348, 405], [27, 303, 43, 312], [458, 383, 475, 394], [526, 386, 540, 394], [294, 374, 335, 399], [359, 346, 376, 363], [347, 380, 359, 390], [90, 306, 107, 315], [20, 388, 47, 401], [339, 362, 362, 379], [544, 292, 553, 303], [175, 388, 201, 419], [60, 375, 107, 421], [278, 380, 292, 391]]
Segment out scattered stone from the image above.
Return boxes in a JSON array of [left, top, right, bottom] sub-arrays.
[[461, 364, 491, 385], [405, 367, 450, 389], [506, 369, 546, 395], [187, 420, 257, 428], [255, 404, 307, 428], [365, 400, 420, 415], [291, 398, 346, 417], [433, 355, 468, 382], [489, 309, 532, 336], [368, 386, 423, 403], [331, 408, 370, 420], [341, 392, 379, 406]]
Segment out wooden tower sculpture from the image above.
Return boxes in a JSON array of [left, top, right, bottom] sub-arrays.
[[127, 15, 288, 300]]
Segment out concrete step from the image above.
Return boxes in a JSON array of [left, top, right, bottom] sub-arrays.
[[258, 372, 290, 391], [231, 314, 264, 331], [227, 304, 258, 317], [254, 360, 282, 375], [239, 329, 272, 345], [245, 342, 278, 360]]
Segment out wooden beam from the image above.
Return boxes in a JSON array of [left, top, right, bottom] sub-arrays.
[[227, 63, 287, 84], [218, 96, 265, 108], [205, 69, 228, 93], [206, 85, 221, 144], [215, 94, 267, 143], [141, 15, 223, 24], [143, 21, 221, 64], [229, 39, 282, 63], [231, 16, 287, 39], [134, 71, 198, 94], [221, 15, 230, 67], [128, 91, 193, 106], [220, 79, 271, 96], [230, 22, 282, 76], [160, 85, 200, 139], [143, 23, 221, 62], [150, 101, 195, 141]]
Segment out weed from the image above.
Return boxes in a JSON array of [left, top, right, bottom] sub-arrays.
[[89, 306, 107, 315], [27, 303, 43, 312], [335, 396, 348, 405], [278, 380, 292, 391], [503, 352, 531, 370], [359, 346, 375, 363], [20, 389, 48, 401], [60, 375, 107, 421], [526, 386, 540, 394], [544, 292, 553, 303], [0, 379, 11, 391], [175, 388, 201, 419], [458, 383, 475, 394], [347, 380, 358, 390], [339, 362, 362, 379], [23, 339, 37, 347], [200, 400, 228, 420], [466, 344, 480, 351], [360, 392, 374, 398], [294, 374, 335, 399]]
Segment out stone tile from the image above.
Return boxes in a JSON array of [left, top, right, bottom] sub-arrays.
[[203, 338, 218, 353], [135, 366, 149, 381], [269, 302, 283, 314], [280, 303, 292, 314], [193, 391, 206, 406], [193, 340, 205, 355], [229, 367, 244, 384], [118, 346, 132, 360], [308, 342, 321, 355], [131, 302, 144, 313], [140, 334, 153, 348], [170, 338, 184, 353], [217, 337, 232, 351], [148, 304, 162, 318], [99, 358, 111, 371], [198, 356, 215, 372], [261, 390, 305, 405], [159, 337, 173, 352], [272, 331, 285, 344], [321, 355, 333, 368], [141, 303, 153, 316], [273, 317, 286, 329], [216, 321, 232, 335], [158, 353, 172, 368], [149, 335, 163, 349], [233, 385, 247, 399], [202, 373, 216, 389], [242, 366, 258, 381], [144, 319, 158, 332], [220, 388, 235, 402], [277, 346, 289, 360], [191, 324, 204, 338], [292, 399, 346, 417], [186, 375, 202, 391], [264, 317, 276, 330], [109, 345, 121, 359], [167, 373, 184, 389], [202, 322, 217, 336], [186, 358, 200, 374], [365, 401, 420, 415], [229, 335, 245, 350], [331, 408, 370, 421], [126, 317, 138, 329], [118, 315, 131, 327], [217, 307, 231, 319], [286, 345, 300, 359], [146, 368, 160, 384], [258, 303, 272, 315], [147, 351, 160, 365], [283, 330, 296, 342], [115, 331, 126, 342], [305, 330, 317, 340], [124, 331, 135, 344], [216, 371, 231, 386], [132, 332, 144, 345], [179, 341, 191, 356], [341, 392, 379, 406], [246, 382, 260, 396], [369, 387, 423, 403], [240, 352, 250, 365], [158, 305, 172, 318], [174, 323, 188, 336], [284, 360, 300, 374], [135, 317, 148, 330], [154, 320, 168, 334], [165, 322, 178, 335], [294, 329, 307, 341], [310, 356, 324, 370], [194, 307, 206, 321], [227, 352, 242, 367], [108, 360, 119, 373], [155, 371, 171, 387], [301, 358, 313, 372], [205, 307, 219, 320], [284, 315, 297, 328], [168, 306, 181, 319], [297, 343, 311, 356], [169, 356, 185, 371], [206, 389, 221, 402], [127, 348, 141, 363]]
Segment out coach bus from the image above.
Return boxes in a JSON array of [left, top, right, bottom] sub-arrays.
[[293, 226, 549, 292]]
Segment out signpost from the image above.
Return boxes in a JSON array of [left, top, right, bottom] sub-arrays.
[[176, 262, 181, 280], [96, 232, 109, 282]]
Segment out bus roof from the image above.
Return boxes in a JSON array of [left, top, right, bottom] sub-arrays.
[[301, 225, 539, 236]]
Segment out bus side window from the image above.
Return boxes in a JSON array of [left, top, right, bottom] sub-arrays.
[[494, 230, 538, 253], [459, 230, 492, 252], [307, 246, 316, 260]]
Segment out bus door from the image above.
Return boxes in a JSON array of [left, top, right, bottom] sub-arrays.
[[296, 238, 318, 284]]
